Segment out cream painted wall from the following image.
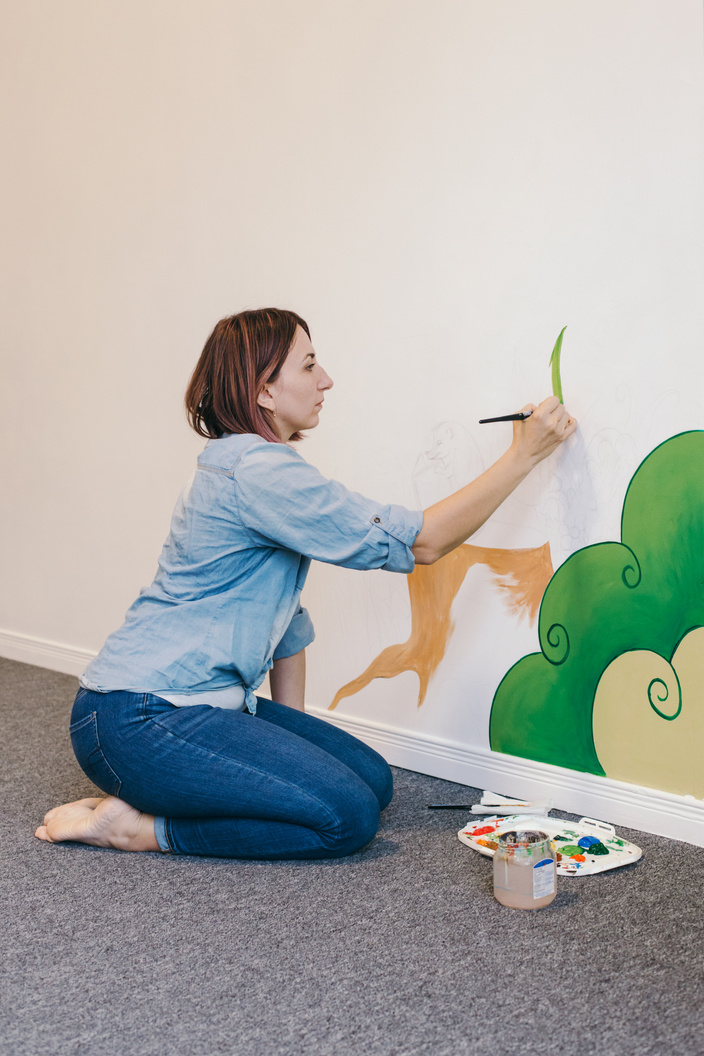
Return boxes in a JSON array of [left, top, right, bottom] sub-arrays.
[[2, 3, 704, 829]]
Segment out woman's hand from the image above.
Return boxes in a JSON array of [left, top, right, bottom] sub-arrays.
[[511, 396, 577, 468], [412, 398, 577, 565]]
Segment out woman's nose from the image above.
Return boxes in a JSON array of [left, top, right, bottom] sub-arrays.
[[319, 369, 333, 390]]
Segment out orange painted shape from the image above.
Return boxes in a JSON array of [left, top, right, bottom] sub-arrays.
[[330, 542, 553, 710]]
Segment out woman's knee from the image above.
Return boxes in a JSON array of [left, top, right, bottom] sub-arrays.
[[375, 759, 393, 811], [350, 742, 393, 811], [321, 783, 381, 857]]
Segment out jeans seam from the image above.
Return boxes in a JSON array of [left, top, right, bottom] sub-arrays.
[[91, 711, 123, 796], [71, 709, 123, 797], [69, 712, 94, 734]]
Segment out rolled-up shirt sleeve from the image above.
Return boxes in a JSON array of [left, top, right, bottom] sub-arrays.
[[273, 604, 315, 659], [234, 441, 423, 573]]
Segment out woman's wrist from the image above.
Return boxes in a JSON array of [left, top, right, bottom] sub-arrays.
[[505, 439, 542, 478]]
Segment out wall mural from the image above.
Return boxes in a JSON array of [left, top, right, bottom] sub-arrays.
[[330, 430, 704, 801], [489, 430, 704, 799]]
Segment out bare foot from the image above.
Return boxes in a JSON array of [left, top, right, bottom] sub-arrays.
[[35, 796, 161, 852]]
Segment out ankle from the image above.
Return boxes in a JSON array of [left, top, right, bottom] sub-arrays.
[[110, 811, 159, 853]]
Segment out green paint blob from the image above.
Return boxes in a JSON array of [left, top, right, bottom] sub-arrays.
[[589, 842, 610, 856], [549, 326, 567, 403], [560, 844, 583, 856], [489, 431, 704, 775]]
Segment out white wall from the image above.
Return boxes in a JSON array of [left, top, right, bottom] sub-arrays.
[[2, 1, 704, 840]]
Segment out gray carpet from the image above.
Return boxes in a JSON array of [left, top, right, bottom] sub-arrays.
[[1, 656, 703, 1056]]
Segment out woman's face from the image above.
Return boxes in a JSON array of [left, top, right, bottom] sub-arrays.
[[259, 326, 333, 440]]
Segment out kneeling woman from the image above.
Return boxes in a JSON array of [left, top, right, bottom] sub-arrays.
[[36, 309, 576, 859]]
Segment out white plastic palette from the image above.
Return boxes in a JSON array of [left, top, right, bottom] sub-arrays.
[[458, 814, 643, 876]]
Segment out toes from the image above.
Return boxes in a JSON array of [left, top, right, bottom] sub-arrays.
[[35, 825, 51, 842], [69, 798, 103, 811], [43, 798, 103, 825]]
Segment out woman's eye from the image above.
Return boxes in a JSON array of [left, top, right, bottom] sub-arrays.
[[306, 363, 315, 371]]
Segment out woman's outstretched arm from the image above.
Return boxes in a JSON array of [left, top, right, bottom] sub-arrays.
[[412, 396, 577, 565]]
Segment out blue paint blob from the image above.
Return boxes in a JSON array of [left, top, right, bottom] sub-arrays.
[[578, 836, 600, 849]]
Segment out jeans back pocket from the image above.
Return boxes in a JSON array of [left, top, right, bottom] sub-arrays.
[[69, 712, 122, 797]]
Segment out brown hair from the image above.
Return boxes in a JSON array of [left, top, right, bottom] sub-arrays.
[[185, 308, 311, 443]]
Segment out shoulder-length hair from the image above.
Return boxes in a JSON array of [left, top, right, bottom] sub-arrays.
[[185, 308, 311, 443]]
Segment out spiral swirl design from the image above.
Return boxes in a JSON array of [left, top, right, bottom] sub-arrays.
[[621, 547, 642, 589], [545, 622, 570, 665], [647, 674, 682, 721], [620, 549, 645, 591]]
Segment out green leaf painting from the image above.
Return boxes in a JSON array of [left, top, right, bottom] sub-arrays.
[[549, 326, 567, 403], [489, 431, 704, 792]]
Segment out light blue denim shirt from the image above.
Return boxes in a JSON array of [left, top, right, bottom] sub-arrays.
[[80, 434, 423, 713]]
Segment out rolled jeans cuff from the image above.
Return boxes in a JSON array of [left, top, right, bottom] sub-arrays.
[[154, 816, 171, 853]]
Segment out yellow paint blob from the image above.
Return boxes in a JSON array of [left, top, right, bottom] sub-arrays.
[[592, 628, 704, 798]]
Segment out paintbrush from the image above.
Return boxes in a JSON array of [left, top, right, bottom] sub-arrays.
[[469, 801, 551, 816], [428, 803, 551, 815], [429, 791, 552, 815], [472, 791, 552, 815], [478, 411, 533, 423]]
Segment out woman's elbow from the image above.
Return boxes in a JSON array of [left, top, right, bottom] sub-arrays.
[[411, 542, 441, 565], [412, 514, 447, 565]]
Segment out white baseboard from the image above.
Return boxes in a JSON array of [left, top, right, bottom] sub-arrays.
[[2, 629, 701, 847], [309, 707, 704, 849], [0, 629, 92, 678]]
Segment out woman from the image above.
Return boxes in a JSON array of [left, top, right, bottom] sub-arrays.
[[35, 308, 576, 859]]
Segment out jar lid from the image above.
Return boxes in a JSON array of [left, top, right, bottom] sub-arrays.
[[498, 829, 549, 847]]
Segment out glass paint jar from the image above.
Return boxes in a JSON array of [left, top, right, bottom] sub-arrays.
[[493, 829, 557, 909]]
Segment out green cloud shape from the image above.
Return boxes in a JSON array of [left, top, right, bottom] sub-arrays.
[[489, 430, 704, 774]]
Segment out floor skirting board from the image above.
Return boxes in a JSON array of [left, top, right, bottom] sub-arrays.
[[308, 707, 704, 849], [0, 628, 94, 678], [2, 628, 701, 847]]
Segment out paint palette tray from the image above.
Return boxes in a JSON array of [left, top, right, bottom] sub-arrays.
[[458, 815, 642, 876]]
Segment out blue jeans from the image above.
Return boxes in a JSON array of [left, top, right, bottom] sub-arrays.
[[70, 688, 393, 860]]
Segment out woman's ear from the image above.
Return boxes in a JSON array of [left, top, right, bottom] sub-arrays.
[[257, 388, 275, 411]]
